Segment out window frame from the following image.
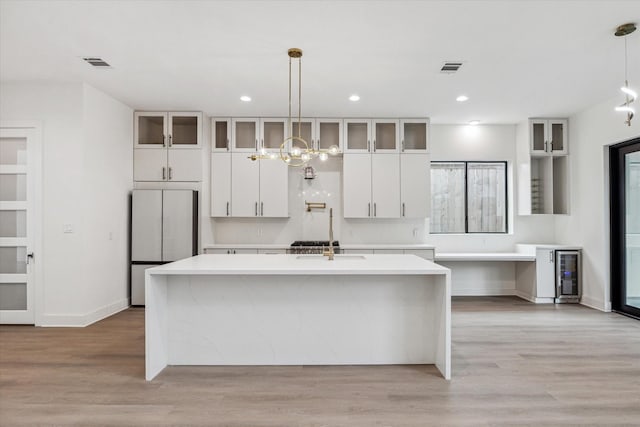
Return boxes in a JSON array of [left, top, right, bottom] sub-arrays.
[[430, 160, 508, 234]]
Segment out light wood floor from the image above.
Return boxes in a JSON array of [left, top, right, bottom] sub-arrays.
[[1, 296, 639, 426]]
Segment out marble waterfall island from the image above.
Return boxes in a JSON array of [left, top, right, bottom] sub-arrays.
[[145, 254, 451, 380]]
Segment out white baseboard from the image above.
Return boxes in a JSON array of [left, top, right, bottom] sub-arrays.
[[39, 298, 129, 327], [515, 291, 554, 304], [452, 288, 516, 296], [580, 295, 610, 312]]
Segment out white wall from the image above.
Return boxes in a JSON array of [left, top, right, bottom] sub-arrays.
[[556, 96, 639, 311], [81, 84, 133, 320], [0, 82, 133, 326]]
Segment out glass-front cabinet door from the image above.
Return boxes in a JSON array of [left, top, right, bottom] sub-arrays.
[[549, 119, 568, 155], [260, 118, 287, 152], [291, 118, 314, 151], [168, 112, 201, 147], [372, 120, 399, 153], [135, 112, 167, 148], [530, 119, 547, 155], [212, 118, 231, 152], [232, 118, 259, 152], [316, 119, 342, 152], [344, 120, 371, 153], [400, 119, 429, 153]]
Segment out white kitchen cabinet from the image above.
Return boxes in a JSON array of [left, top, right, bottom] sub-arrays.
[[371, 154, 401, 217], [231, 118, 288, 153], [229, 153, 288, 218], [232, 118, 259, 152], [535, 248, 557, 299], [518, 119, 569, 215], [210, 153, 231, 217], [343, 153, 400, 218], [372, 119, 399, 153], [530, 119, 567, 156], [291, 118, 343, 152], [134, 148, 202, 182], [133, 111, 202, 182], [343, 154, 373, 218], [400, 154, 430, 218], [260, 118, 288, 152], [344, 119, 399, 153], [400, 119, 429, 153], [259, 158, 289, 217], [344, 119, 371, 153], [135, 112, 202, 148], [212, 118, 231, 152]]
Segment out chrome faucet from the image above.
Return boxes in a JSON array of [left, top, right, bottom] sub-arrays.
[[324, 208, 335, 260]]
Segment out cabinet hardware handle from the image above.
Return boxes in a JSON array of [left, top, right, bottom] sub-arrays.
[[401, 139, 404, 152], [255, 139, 258, 151], [549, 140, 553, 153], [227, 250, 230, 254], [163, 134, 166, 147], [374, 203, 377, 217], [168, 134, 172, 147], [373, 139, 376, 152], [255, 202, 258, 216], [367, 140, 370, 152], [233, 249, 236, 254], [261, 139, 264, 150], [550, 251, 554, 263], [162, 167, 166, 180], [368, 203, 371, 217], [402, 203, 405, 217], [226, 202, 229, 216], [26, 252, 34, 264], [168, 167, 172, 180], [226, 138, 229, 151], [261, 202, 264, 216]]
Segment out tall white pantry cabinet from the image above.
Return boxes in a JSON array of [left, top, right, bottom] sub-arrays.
[[343, 119, 430, 218]]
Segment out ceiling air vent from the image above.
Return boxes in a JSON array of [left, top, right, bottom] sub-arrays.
[[440, 62, 463, 73], [83, 57, 111, 67]]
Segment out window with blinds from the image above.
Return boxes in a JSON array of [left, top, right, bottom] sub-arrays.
[[430, 161, 507, 234]]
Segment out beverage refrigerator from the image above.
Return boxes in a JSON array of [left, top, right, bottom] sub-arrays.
[[555, 250, 581, 303], [130, 189, 198, 305]]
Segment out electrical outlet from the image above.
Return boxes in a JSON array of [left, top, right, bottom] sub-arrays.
[[63, 223, 73, 234]]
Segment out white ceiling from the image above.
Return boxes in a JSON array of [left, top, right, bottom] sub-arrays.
[[1, 0, 639, 124]]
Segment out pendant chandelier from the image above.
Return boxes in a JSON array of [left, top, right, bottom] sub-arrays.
[[614, 23, 637, 126], [250, 48, 340, 166]]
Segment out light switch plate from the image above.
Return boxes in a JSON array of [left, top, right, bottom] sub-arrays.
[[63, 223, 73, 233]]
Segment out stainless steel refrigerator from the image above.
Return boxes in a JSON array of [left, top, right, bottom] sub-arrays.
[[130, 189, 198, 305]]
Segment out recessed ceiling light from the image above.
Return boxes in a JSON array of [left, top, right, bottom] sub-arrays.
[[456, 95, 469, 102], [240, 95, 251, 102], [349, 94, 360, 102], [468, 120, 480, 126]]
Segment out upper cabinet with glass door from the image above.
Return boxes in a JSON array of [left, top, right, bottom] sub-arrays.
[[529, 119, 568, 156], [344, 119, 400, 153], [290, 118, 343, 153], [400, 119, 429, 153], [260, 118, 288, 153], [135, 112, 202, 149], [212, 118, 231, 152]]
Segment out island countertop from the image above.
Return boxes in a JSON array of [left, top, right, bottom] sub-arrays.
[[148, 254, 449, 276]]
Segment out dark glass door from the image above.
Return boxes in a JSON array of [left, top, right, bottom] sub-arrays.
[[611, 137, 640, 319]]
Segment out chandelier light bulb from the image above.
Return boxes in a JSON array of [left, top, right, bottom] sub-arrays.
[[319, 152, 329, 161], [328, 145, 339, 155], [291, 146, 301, 157], [260, 147, 267, 156], [301, 152, 311, 162], [283, 155, 291, 163], [269, 153, 278, 159]]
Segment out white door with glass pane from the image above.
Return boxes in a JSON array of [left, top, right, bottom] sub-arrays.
[[0, 128, 36, 324]]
